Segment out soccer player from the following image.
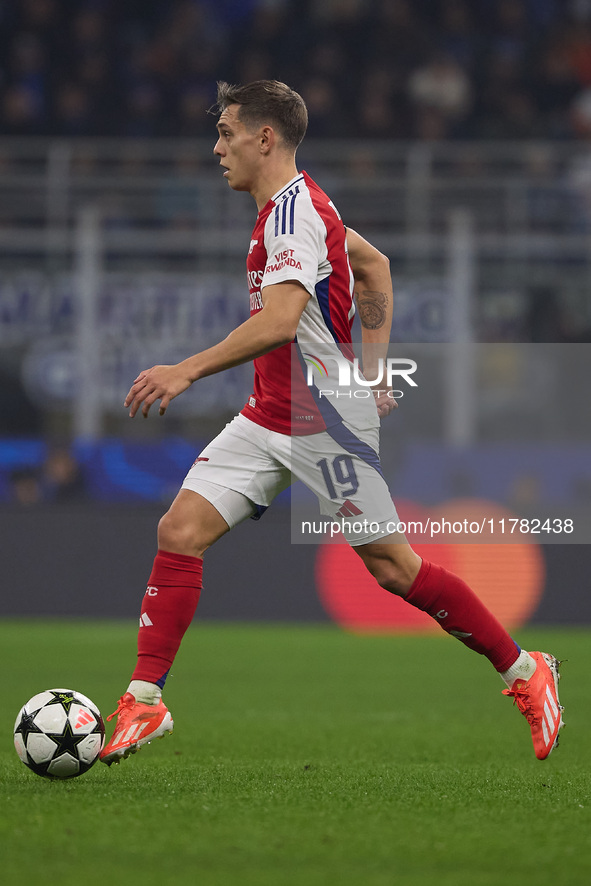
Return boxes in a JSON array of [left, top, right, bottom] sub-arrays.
[[100, 80, 564, 765]]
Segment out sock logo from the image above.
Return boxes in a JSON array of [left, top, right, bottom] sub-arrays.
[[146, 586, 158, 596], [436, 609, 448, 619], [139, 612, 154, 627]]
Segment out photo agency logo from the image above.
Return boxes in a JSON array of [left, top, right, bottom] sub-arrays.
[[302, 353, 418, 400]]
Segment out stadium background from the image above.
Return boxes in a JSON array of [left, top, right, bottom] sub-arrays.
[[1, 0, 590, 628]]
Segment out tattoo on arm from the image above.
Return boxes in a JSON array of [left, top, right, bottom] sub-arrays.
[[356, 290, 387, 330]]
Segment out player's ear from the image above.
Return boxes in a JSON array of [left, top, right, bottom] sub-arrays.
[[259, 125, 275, 154]]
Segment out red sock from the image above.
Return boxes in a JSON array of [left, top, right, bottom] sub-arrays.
[[405, 559, 520, 672], [131, 550, 203, 688]]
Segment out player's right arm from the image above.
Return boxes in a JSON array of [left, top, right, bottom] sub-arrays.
[[346, 227, 395, 418], [124, 280, 309, 418]]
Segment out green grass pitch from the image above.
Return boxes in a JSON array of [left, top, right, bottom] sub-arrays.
[[1, 620, 590, 886]]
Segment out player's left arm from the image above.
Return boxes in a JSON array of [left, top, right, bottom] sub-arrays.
[[346, 227, 395, 418], [124, 281, 309, 417]]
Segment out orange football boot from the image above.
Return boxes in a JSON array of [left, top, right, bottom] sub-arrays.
[[503, 651, 564, 760], [100, 692, 173, 766]]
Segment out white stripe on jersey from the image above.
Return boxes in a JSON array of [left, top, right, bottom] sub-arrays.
[[262, 177, 336, 300]]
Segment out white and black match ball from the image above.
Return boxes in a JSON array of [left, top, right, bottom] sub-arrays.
[[14, 688, 105, 779]]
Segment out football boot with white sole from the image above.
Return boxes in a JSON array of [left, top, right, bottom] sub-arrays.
[[100, 692, 173, 766], [503, 651, 564, 760]]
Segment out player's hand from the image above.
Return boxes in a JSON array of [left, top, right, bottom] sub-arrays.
[[372, 386, 398, 419], [124, 363, 193, 418]]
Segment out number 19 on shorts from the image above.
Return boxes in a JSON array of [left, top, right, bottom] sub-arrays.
[[317, 455, 359, 499]]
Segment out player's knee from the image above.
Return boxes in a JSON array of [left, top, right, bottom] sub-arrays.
[[370, 562, 408, 596], [157, 510, 201, 557], [362, 551, 421, 597]]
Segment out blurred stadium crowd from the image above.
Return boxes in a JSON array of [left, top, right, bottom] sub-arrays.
[[3, 0, 591, 141], [2, 0, 591, 507]]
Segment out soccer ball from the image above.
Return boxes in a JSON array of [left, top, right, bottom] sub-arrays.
[[14, 688, 105, 779]]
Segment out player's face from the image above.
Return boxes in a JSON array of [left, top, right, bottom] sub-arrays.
[[214, 105, 262, 193]]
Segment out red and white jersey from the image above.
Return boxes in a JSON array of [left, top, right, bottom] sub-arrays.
[[242, 171, 379, 436]]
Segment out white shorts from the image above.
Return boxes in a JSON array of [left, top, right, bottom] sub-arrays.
[[181, 413, 399, 546]]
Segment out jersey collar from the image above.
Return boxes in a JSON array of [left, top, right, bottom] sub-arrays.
[[271, 172, 305, 204]]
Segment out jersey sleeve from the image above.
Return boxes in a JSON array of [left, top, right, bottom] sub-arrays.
[[261, 193, 325, 296]]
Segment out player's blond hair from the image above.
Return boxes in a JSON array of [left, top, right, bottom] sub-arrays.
[[215, 80, 308, 151]]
